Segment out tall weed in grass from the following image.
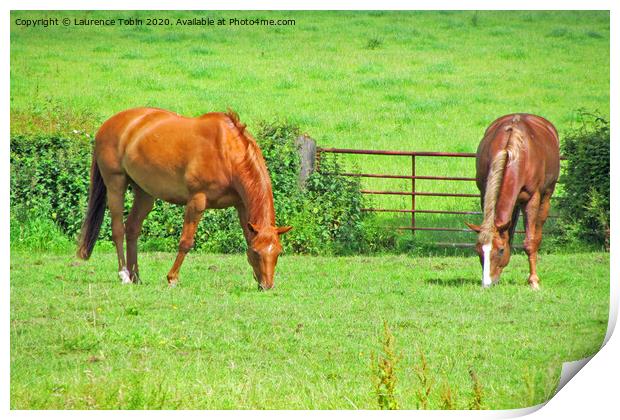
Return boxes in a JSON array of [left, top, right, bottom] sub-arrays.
[[521, 365, 560, 408], [368, 324, 494, 410], [370, 321, 400, 410], [439, 382, 456, 410], [413, 351, 434, 409], [468, 368, 485, 410]]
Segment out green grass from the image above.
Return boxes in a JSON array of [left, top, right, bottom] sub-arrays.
[[11, 251, 609, 409], [9, 10, 609, 237], [10, 10, 609, 144]]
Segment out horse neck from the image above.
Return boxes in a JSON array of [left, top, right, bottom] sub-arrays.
[[233, 150, 276, 229]]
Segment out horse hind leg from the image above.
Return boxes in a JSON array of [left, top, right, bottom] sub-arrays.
[[125, 183, 154, 284], [104, 173, 130, 283], [523, 192, 549, 290], [531, 196, 551, 287]]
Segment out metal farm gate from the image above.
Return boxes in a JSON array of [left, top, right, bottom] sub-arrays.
[[315, 147, 561, 247]]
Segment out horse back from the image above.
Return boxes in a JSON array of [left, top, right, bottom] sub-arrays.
[[94, 107, 243, 205], [477, 114, 560, 227], [94, 107, 179, 168], [477, 114, 560, 184]]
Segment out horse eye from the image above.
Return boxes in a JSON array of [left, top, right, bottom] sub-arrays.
[[498, 248, 505, 256]]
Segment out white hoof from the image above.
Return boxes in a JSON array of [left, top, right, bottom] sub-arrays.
[[119, 267, 132, 284]]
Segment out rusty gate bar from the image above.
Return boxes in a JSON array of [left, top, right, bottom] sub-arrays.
[[411, 156, 415, 233], [360, 190, 481, 197], [398, 227, 528, 233], [360, 207, 558, 218], [362, 208, 483, 215], [315, 147, 563, 243], [320, 172, 476, 181], [317, 147, 477, 158]]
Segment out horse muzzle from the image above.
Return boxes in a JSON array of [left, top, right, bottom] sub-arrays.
[[258, 282, 274, 291], [254, 272, 274, 291]]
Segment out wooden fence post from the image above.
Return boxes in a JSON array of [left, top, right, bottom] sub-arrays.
[[295, 134, 316, 187]]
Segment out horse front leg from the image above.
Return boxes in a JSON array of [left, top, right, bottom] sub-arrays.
[[522, 192, 544, 290], [166, 194, 206, 286], [507, 206, 520, 248]]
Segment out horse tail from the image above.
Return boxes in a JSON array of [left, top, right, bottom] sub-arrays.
[[479, 115, 525, 244], [77, 156, 107, 260]]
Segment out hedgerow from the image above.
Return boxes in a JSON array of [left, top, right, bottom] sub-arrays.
[[10, 121, 366, 255], [557, 113, 609, 249]]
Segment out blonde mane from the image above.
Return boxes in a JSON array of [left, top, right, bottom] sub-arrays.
[[478, 115, 526, 244]]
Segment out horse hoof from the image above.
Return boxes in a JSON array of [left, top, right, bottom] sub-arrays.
[[530, 282, 540, 291], [119, 268, 132, 284], [167, 278, 179, 288]]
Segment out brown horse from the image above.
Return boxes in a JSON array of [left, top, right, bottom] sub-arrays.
[[466, 114, 560, 289], [77, 107, 292, 289]]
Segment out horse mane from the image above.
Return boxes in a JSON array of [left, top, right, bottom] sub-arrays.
[[479, 115, 526, 244], [225, 109, 276, 225], [226, 108, 247, 134], [225, 109, 264, 159]]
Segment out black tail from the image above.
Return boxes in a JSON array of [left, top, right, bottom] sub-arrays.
[[77, 157, 107, 260]]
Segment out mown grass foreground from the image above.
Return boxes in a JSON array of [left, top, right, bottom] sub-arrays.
[[11, 252, 608, 409]]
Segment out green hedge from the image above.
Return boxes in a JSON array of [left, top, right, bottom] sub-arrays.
[[558, 113, 610, 248], [10, 121, 366, 255]]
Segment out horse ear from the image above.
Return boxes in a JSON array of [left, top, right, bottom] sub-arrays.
[[277, 226, 293, 235], [247, 223, 260, 234], [465, 222, 481, 233]]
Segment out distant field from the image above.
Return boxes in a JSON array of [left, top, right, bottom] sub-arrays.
[[10, 10, 610, 140], [10, 251, 609, 409], [10, 10, 609, 234]]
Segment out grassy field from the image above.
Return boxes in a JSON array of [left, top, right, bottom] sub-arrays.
[[9, 10, 609, 238], [10, 10, 609, 141], [10, 251, 609, 409]]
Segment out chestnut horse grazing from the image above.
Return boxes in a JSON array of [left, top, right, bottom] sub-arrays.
[[77, 107, 292, 289], [466, 114, 560, 289]]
